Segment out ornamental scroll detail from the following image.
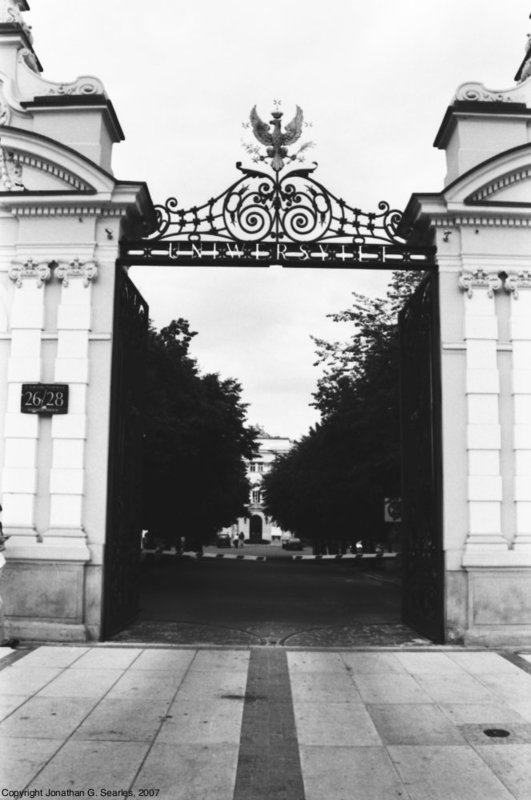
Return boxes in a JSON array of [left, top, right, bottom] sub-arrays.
[[152, 163, 403, 248], [54, 258, 98, 288], [8, 258, 51, 288], [458, 269, 502, 298], [121, 105, 435, 269], [504, 270, 531, 299]]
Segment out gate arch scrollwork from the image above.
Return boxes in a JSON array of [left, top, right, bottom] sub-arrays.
[[121, 104, 435, 269], [151, 163, 404, 247]]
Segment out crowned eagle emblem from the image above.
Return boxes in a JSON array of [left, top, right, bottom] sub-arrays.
[[249, 105, 305, 172]]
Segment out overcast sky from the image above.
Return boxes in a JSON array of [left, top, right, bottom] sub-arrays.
[[29, 1, 529, 438]]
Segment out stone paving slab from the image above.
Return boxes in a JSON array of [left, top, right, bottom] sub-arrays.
[[387, 745, 516, 800], [0, 645, 530, 799]]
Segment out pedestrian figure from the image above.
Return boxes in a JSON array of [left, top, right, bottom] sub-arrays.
[[233, 533, 239, 549], [238, 530, 245, 548]]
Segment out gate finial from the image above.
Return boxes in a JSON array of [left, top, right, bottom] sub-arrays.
[[249, 105, 305, 171]]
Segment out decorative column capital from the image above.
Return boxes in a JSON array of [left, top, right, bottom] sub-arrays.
[[54, 258, 98, 288], [503, 270, 531, 299], [8, 258, 51, 288], [458, 269, 502, 298]]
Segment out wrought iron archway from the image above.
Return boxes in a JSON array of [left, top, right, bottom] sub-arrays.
[[120, 105, 436, 270], [112, 105, 443, 643]]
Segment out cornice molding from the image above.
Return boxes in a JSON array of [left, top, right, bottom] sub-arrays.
[[4, 204, 128, 217], [433, 216, 531, 229]]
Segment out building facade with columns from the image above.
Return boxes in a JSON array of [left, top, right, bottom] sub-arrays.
[[401, 51, 531, 644], [236, 435, 293, 544], [0, 2, 153, 641], [0, 2, 530, 644]]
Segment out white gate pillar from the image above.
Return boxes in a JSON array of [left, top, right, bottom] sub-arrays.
[[0, 6, 154, 641], [458, 269, 507, 562], [3, 262, 49, 549], [45, 260, 96, 554], [505, 271, 531, 554], [403, 45, 531, 645]]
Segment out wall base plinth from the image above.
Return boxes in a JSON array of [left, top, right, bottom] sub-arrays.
[[4, 619, 90, 642], [444, 566, 531, 646], [2, 559, 91, 643], [463, 566, 531, 646], [462, 547, 531, 568], [3, 536, 91, 562], [464, 626, 531, 647], [2, 528, 39, 556]]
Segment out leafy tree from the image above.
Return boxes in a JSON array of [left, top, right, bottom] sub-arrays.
[[263, 271, 422, 550], [142, 318, 258, 548], [312, 270, 422, 418]]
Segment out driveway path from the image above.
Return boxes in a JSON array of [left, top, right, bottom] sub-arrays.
[[115, 551, 419, 647]]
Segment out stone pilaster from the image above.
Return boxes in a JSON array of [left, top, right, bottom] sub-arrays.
[[2, 259, 49, 554], [42, 258, 96, 560], [459, 269, 507, 565], [505, 270, 531, 554]]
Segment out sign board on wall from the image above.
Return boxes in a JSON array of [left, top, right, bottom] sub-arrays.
[[21, 384, 69, 415], [384, 497, 402, 523]]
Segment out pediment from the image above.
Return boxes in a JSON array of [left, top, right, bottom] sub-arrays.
[[440, 144, 531, 209], [465, 166, 531, 206], [0, 144, 95, 193], [0, 127, 117, 197]]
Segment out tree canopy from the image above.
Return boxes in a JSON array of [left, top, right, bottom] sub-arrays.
[[262, 271, 421, 550], [142, 318, 258, 547]]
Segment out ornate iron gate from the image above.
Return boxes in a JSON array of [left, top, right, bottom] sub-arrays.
[[120, 105, 435, 272], [399, 272, 444, 642], [112, 103, 442, 641], [102, 267, 149, 639]]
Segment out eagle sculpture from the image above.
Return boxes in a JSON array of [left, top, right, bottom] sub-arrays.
[[250, 105, 304, 172]]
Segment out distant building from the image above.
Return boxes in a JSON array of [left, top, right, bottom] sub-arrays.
[[224, 435, 293, 544]]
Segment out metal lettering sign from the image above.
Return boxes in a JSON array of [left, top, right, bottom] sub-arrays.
[[21, 383, 69, 414], [123, 240, 430, 269]]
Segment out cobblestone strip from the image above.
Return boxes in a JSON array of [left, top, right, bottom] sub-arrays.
[[233, 648, 305, 800]]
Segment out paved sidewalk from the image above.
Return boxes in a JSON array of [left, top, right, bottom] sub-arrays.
[[0, 645, 531, 799]]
